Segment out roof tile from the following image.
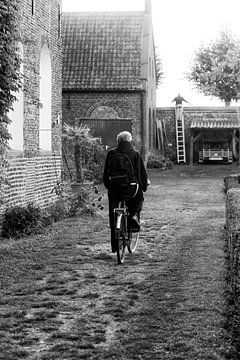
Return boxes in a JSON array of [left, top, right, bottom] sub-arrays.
[[190, 118, 240, 128], [62, 12, 144, 90]]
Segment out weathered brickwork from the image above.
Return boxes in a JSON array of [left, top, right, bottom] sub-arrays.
[[62, 92, 144, 152], [156, 107, 176, 149], [4, 156, 61, 209], [20, 0, 62, 157], [62, 6, 157, 162], [139, 11, 157, 155], [1, 0, 62, 221]]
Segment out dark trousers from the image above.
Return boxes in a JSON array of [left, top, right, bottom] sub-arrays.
[[108, 188, 144, 250]]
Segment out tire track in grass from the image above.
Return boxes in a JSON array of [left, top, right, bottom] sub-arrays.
[[107, 175, 230, 359]]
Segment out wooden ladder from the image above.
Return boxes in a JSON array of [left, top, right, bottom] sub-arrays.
[[175, 106, 186, 163]]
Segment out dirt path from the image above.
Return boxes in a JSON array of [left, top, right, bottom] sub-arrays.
[[0, 165, 238, 359]]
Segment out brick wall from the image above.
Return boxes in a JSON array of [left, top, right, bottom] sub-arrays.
[[62, 91, 143, 152], [20, 0, 62, 157], [1, 156, 61, 214], [140, 11, 157, 155], [156, 107, 176, 152], [0, 0, 63, 223]]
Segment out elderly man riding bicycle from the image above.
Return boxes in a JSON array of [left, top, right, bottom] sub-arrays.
[[103, 131, 150, 254]]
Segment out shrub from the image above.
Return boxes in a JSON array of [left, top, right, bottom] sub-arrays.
[[69, 186, 104, 217], [83, 144, 105, 184], [165, 146, 177, 162], [42, 199, 69, 223], [1, 203, 45, 238], [1, 183, 104, 239], [147, 155, 173, 170], [0, 0, 22, 205], [62, 124, 105, 184], [50, 181, 104, 219]]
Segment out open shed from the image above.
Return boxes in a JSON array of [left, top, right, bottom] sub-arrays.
[[190, 118, 240, 165]]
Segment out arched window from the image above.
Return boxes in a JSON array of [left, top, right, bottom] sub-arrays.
[[39, 44, 52, 152], [8, 42, 24, 154], [90, 106, 119, 119]]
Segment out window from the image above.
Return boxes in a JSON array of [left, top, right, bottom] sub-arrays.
[[39, 44, 52, 152], [31, 0, 34, 16]]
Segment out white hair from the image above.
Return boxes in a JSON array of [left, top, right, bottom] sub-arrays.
[[116, 131, 132, 144]]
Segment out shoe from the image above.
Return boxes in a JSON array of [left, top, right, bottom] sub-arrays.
[[130, 215, 140, 232]]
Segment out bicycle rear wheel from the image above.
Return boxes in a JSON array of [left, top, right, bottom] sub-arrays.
[[116, 230, 127, 264], [128, 231, 140, 254]]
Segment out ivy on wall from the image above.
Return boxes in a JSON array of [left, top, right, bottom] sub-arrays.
[[0, 0, 21, 201]]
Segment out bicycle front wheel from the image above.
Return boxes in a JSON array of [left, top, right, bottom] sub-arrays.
[[128, 231, 140, 254]]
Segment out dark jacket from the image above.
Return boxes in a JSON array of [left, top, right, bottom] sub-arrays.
[[103, 141, 148, 192]]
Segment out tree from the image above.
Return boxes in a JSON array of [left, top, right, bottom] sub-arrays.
[[187, 30, 240, 106], [0, 0, 21, 202], [155, 48, 164, 87]]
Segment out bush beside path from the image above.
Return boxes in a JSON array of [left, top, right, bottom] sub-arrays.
[[0, 164, 239, 359]]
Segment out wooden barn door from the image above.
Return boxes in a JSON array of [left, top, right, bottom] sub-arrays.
[[76, 118, 132, 149]]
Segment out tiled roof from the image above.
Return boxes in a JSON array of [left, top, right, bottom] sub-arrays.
[[62, 12, 144, 91], [190, 118, 240, 129]]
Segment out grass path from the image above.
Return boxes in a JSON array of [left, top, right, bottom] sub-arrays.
[[0, 165, 238, 359]]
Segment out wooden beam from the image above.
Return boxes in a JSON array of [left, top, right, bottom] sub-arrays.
[[193, 131, 203, 143]]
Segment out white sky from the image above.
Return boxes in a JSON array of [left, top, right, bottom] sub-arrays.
[[62, 0, 240, 107]]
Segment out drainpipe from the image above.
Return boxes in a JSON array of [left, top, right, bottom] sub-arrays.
[[140, 0, 151, 165], [145, 0, 152, 13], [140, 88, 147, 165]]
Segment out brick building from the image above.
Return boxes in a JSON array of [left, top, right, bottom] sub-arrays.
[[2, 0, 62, 212], [62, 0, 157, 162]]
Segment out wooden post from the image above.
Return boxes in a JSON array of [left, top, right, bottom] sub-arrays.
[[190, 131, 194, 165], [238, 129, 240, 165]]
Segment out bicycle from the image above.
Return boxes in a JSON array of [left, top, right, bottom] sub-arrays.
[[113, 186, 140, 264]]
